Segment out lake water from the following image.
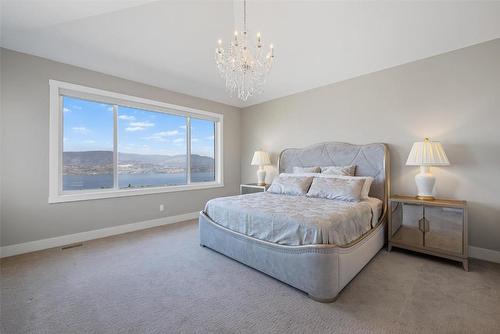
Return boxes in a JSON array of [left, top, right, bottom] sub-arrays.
[[63, 172, 215, 191]]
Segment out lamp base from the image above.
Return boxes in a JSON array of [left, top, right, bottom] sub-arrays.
[[257, 168, 266, 186], [415, 166, 436, 200], [416, 195, 435, 200]]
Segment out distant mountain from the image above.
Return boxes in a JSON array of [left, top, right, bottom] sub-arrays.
[[189, 154, 215, 171], [119, 152, 214, 169], [63, 151, 214, 175], [63, 151, 113, 168]]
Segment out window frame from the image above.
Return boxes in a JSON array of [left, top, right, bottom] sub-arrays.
[[49, 80, 223, 203]]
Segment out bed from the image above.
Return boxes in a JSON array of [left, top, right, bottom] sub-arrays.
[[199, 142, 389, 302]]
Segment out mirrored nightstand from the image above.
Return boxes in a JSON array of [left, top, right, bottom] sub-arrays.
[[240, 183, 270, 195], [389, 195, 468, 271]]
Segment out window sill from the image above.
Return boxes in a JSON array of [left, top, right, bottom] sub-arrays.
[[48, 182, 224, 204]]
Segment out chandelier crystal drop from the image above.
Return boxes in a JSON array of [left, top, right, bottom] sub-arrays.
[[215, 0, 275, 101]]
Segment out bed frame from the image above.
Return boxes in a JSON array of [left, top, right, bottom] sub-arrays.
[[199, 142, 390, 302]]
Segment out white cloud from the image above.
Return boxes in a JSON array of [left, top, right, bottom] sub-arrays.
[[205, 135, 215, 140], [72, 126, 90, 135], [82, 139, 96, 144], [179, 125, 187, 130], [173, 138, 184, 144], [99, 103, 113, 111], [163, 130, 179, 136], [126, 126, 145, 132], [191, 138, 199, 142], [130, 121, 154, 128], [66, 105, 82, 111], [143, 130, 179, 141], [196, 146, 215, 158], [125, 121, 155, 132], [118, 115, 136, 121]]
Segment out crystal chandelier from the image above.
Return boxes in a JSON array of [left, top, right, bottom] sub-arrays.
[[215, 0, 275, 101]]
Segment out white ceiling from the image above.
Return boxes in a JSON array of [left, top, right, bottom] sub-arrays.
[[2, 0, 500, 108]]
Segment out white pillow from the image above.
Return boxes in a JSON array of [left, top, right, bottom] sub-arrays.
[[321, 165, 356, 176], [279, 173, 373, 200], [293, 166, 321, 174], [328, 175, 373, 200], [306, 177, 365, 202], [267, 175, 314, 196]]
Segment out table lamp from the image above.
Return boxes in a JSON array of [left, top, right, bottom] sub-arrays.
[[406, 138, 450, 200], [251, 150, 271, 186]]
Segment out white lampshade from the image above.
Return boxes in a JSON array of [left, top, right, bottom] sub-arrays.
[[251, 150, 271, 166], [406, 138, 450, 166]]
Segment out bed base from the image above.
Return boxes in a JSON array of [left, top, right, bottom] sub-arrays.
[[199, 212, 385, 303]]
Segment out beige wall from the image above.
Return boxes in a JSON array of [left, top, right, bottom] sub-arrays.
[[2, 39, 499, 252], [241, 39, 500, 252], [0, 48, 241, 247]]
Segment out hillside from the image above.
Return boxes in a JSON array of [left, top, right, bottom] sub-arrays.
[[63, 151, 214, 175]]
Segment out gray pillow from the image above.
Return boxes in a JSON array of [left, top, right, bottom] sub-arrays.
[[293, 166, 321, 174], [267, 175, 314, 196], [306, 177, 364, 202], [320, 165, 356, 176]]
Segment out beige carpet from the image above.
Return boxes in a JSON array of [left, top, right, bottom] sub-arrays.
[[1, 220, 500, 334]]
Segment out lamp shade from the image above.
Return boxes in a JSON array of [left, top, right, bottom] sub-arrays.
[[406, 138, 450, 166], [251, 150, 271, 166]]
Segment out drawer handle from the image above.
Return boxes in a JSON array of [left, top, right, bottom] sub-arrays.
[[418, 218, 430, 232], [418, 218, 424, 232]]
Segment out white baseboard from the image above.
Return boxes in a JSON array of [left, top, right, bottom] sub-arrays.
[[469, 246, 500, 264], [0, 211, 199, 258]]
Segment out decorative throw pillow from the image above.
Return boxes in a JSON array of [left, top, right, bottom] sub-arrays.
[[319, 175, 373, 200], [280, 173, 373, 200], [293, 166, 321, 174], [320, 165, 356, 176], [267, 175, 314, 196], [306, 177, 365, 202]]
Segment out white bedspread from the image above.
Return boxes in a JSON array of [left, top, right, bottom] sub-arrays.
[[204, 192, 382, 246]]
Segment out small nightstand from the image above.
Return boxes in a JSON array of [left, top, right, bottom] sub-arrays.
[[240, 183, 270, 195], [388, 195, 468, 271]]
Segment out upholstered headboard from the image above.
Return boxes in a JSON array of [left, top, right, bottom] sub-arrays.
[[278, 142, 389, 204]]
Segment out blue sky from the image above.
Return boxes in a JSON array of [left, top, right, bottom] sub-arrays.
[[63, 96, 215, 157]]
